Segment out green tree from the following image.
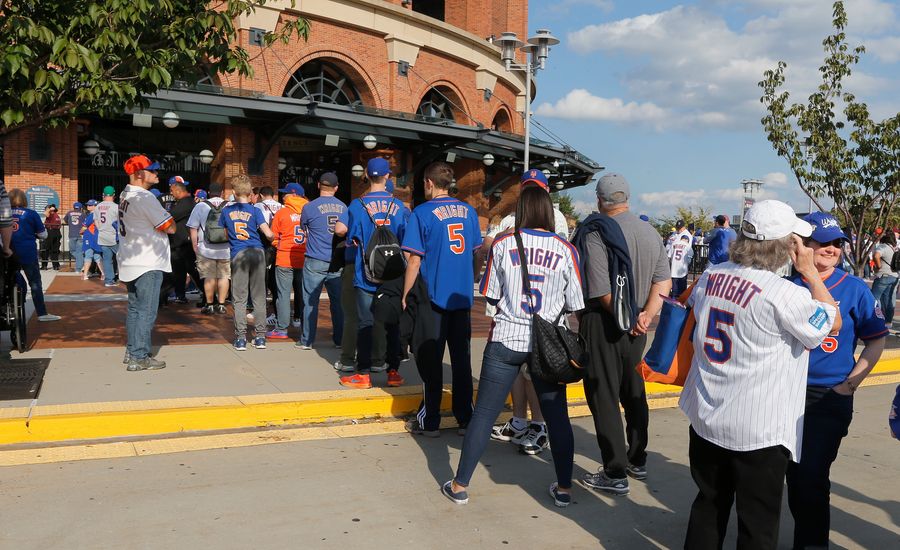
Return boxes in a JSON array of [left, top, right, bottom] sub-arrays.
[[759, 1, 900, 275], [0, 0, 309, 136], [653, 206, 715, 239], [554, 193, 579, 221]]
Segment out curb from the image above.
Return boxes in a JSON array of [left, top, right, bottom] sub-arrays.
[[2, 357, 899, 450]]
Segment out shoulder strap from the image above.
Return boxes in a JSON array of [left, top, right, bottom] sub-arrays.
[[513, 231, 534, 318]]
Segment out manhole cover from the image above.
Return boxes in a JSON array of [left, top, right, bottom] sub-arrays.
[[0, 359, 50, 400]]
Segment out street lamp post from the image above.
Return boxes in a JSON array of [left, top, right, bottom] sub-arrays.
[[495, 29, 559, 169], [740, 178, 764, 222]]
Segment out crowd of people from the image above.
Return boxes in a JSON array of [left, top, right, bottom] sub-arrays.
[[2, 150, 900, 549]]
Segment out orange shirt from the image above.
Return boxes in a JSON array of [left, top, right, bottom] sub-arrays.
[[270, 194, 308, 268]]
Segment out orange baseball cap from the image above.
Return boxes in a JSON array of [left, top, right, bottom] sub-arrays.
[[124, 155, 160, 175]]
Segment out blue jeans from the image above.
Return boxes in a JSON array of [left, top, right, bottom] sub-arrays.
[[69, 237, 83, 271], [454, 342, 575, 489], [20, 261, 48, 316], [101, 244, 118, 284], [300, 257, 342, 347], [871, 275, 898, 323], [275, 266, 303, 332], [125, 270, 163, 360], [786, 386, 854, 549]]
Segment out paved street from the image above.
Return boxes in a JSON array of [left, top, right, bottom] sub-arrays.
[[1, 384, 897, 549]]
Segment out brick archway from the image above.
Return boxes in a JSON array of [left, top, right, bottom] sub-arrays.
[[415, 80, 473, 125], [279, 51, 382, 109]]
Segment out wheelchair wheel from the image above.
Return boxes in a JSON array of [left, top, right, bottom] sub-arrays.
[[10, 283, 26, 353]]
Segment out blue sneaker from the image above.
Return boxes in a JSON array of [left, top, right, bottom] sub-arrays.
[[233, 338, 247, 351], [253, 337, 266, 349], [441, 480, 468, 505], [549, 482, 571, 508]]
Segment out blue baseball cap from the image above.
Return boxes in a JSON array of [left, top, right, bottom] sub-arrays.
[[86, 199, 98, 206], [803, 212, 849, 244], [279, 182, 305, 196], [639, 214, 649, 222], [73, 201, 83, 210], [168, 175, 189, 187], [149, 188, 162, 198], [366, 157, 390, 177], [194, 189, 207, 200], [520, 168, 550, 191]]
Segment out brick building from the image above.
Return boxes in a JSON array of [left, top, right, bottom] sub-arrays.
[[1, 0, 599, 226]]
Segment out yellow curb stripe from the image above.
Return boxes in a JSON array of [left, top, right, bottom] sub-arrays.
[[1, 358, 897, 447]]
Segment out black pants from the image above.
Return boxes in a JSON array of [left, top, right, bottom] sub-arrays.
[[41, 229, 62, 269], [414, 305, 473, 431], [786, 386, 853, 549], [672, 275, 688, 298], [171, 245, 202, 300], [580, 308, 649, 478], [685, 427, 790, 550]]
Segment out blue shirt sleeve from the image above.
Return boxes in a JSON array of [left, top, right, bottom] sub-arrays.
[[347, 202, 363, 246], [31, 210, 46, 234], [401, 210, 425, 256]]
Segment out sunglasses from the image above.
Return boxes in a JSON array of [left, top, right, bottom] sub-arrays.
[[805, 238, 844, 248]]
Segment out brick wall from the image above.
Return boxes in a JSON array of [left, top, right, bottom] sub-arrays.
[[2, 126, 79, 213]]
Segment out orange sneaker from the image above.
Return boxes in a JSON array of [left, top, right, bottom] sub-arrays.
[[386, 370, 405, 387], [340, 373, 372, 389]]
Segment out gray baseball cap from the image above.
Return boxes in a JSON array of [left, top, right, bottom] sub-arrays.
[[596, 173, 630, 204]]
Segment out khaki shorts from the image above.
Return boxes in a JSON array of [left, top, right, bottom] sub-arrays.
[[197, 256, 231, 279]]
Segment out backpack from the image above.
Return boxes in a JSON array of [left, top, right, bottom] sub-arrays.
[[203, 200, 228, 244], [890, 247, 900, 273], [359, 197, 405, 284]]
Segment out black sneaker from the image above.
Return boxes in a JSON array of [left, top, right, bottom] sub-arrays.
[[173, 297, 189, 305], [405, 419, 439, 438], [201, 305, 215, 315], [215, 304, 227, 314], [626, 463, 648, 481], [549, 482, 571, 508], [441, 480, 468, 505], [581, 471, 629, 496]]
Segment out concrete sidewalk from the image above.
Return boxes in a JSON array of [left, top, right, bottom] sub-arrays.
[[1, 271, 899, 451]]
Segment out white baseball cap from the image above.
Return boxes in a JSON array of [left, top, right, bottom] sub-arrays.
[[742, 200, 812, 241]]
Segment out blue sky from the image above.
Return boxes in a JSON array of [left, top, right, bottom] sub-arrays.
[[526, 0, 900, 219]]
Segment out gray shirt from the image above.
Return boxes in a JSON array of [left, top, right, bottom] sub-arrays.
[[95, 200, 119, 246], [583, 211, 670, 308], [874, 243, 896, 278]]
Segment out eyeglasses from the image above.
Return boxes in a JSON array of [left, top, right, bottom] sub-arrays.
[[807, 238, 844, 248]]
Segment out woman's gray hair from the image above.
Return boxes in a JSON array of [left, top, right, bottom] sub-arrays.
[[729, 233, 793, 272]]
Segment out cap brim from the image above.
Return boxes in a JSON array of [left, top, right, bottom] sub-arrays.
[[145, 161, 160, 171], [521, 179, 549, 190], [793, 219, 813, 238]]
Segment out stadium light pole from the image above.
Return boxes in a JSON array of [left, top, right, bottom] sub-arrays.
[[495, 29, 559, 170]]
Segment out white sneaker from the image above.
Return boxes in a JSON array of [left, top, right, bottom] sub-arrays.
[[520, 424, 549, 455], [38, 314, 62, 322], [265, 313, 277, 326]]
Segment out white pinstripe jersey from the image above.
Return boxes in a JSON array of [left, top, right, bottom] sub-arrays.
[[679, 262, 837, 461], [479, 229, 584, 352]]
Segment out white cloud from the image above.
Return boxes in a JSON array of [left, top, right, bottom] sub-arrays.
[[559, 1, 900, 130], [534, 89, 667, 123], [561, 0, 614, 12], [762, 171, 790, 187]]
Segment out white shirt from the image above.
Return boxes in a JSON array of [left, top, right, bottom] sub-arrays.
[[117, 185, 173, 282], [255, 199, 282, 225], [679, 262, 836, 461], [668, 239, 694, 278], [187, 198, 231, 260], [94, 200, 119, 246], [487, 208, 569, 240], [480, 229, 584, 352]]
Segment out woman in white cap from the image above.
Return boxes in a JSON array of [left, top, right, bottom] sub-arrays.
[[680, 199, 842, 550]]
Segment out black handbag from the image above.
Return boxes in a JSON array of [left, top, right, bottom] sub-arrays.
[[514, 231, 586, 385]]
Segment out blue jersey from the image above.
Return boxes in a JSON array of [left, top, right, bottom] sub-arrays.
[[221, 203, 268, 259], [301, 196, 347, 262], [11, 208, 45, 264], [346, 191, 409, 292], [789, 269, 888, 387], [402, 196, 483, 310], [708, 227, 736, 265]]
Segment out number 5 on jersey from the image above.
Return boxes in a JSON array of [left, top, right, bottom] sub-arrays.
[[447, 223, 465, 254], [704, 308, 734, 363]]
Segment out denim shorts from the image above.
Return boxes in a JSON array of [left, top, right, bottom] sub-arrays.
[[83, 249, 101, 262]]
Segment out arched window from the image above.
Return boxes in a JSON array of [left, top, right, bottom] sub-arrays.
[[283, 60, 362, 106], [417, 89, 454, 122], [492, 109, 513, 133]]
